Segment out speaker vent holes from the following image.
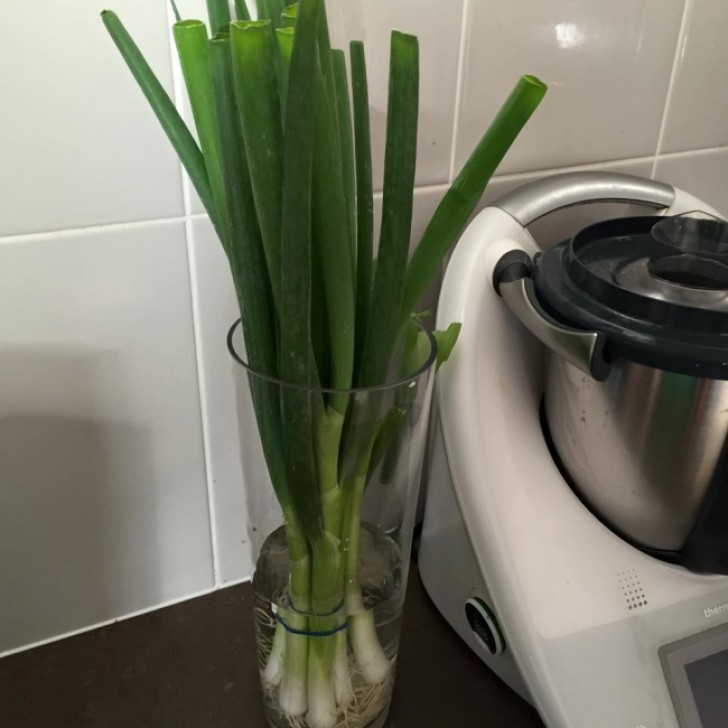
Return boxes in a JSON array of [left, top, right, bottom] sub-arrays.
[[618, 569, 648, 611]]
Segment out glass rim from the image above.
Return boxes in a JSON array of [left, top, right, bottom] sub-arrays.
[[227, 318, 438, 394]]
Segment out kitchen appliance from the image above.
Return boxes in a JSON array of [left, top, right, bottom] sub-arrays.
[[419, 172, 728, 728]]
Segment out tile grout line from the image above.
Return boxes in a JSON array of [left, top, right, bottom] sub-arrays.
[[0, 216, 187, 246], [491, 154, 658, 182], [653, 144, 728, 162], [165, 2, 222, 588], [182, 195, 222, 590], [651, 0, 692, 179], [448, 0, 471, 183], [5, 140, 726, 247], [373, 182, 451, 201], [381, 148, 726, 198]]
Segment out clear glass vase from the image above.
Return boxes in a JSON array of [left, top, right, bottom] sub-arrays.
[[228, 320, 437, 728]]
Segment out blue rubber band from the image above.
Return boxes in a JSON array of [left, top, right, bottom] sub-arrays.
[[276, 613, 348, 638], [286, 598, 345, 618]]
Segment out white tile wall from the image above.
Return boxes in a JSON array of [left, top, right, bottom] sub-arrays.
[[660, 1, 728, 154], [0, 1, 184, 236], [188, 217, 251, 585], [0, 221, 213, 655], [654, 148, 728, 217], [454, 0, 685, 175], [3, 0, 728, 654]]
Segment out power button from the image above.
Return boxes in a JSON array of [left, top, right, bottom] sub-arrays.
[[464, 597, 506, 656]]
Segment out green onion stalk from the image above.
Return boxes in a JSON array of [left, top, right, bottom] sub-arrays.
[[101, 1, 546, 725]]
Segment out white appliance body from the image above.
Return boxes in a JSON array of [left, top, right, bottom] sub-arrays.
[[419, 174, 728, 728]]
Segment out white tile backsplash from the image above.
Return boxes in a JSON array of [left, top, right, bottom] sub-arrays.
[[660, 1, 728, 153], [654, 148, 728, 218], [0, 1, 184, 237], [454, 0, 684, 175], [4, 0, 728, 654], [0, 221, 213, 655], [188, 217, 253, 585]]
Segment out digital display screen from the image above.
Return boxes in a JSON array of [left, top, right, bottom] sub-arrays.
[[685, 650, 728, 728], [660, 622, 728, 728]]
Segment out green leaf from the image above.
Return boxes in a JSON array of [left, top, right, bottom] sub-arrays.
[[234, 0, 251, 21], [311, 52, 356, 405], [332, 49, 357, 287], [281, 4, 299, 27], [207, 33, 278, 381], [311, 227, 331, 388], [173, 20, 232, 253], [340, 33, 420, 486], [433, 322, 461, 370], [378, 318, 435, 484], [366, 407, 403, 482], [275, 27, 294, 118], [230, 20, 284, 314], [100, 12, 217, 230], [358, 31, 419, 387], [257, 0, 285, 27], [206, 0, 231, 34], [400, 75, 547, 321], [350, 40, 373, 375], [315, 1, 336, 118], [206, 36, 294, 531], [279, 0, 323, 542]]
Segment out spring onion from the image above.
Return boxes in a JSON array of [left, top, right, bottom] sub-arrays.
[[101, 2, 546, 725]]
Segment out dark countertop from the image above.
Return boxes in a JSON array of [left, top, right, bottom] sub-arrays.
[[0, 566, 544, 727]]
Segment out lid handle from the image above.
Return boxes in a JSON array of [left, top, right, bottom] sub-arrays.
[[493, 171, 675, 227], [493, 250, 610, 381]]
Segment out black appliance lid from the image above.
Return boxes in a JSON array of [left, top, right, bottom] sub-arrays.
[[533, 213, 728, 378]]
